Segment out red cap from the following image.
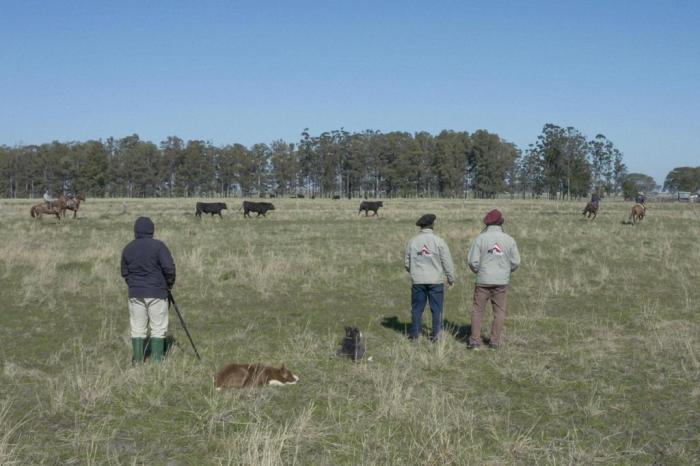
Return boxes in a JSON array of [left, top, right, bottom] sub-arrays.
[[483, 209, 503, 226]]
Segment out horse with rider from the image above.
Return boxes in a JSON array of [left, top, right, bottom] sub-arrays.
[[34, 190, 86, 220], [582, 192, 601, 219]]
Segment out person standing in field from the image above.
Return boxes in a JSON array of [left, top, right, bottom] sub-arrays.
[[404, 214, 455, 341], [121, 217, 176, 364], [467, 209, 520, 350]]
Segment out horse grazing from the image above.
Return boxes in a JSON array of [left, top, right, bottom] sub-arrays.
[[58, 193, 86, 218], [629, 204, 646, 224], [582, 201, 599, 219], [30, 203, 61, 221]]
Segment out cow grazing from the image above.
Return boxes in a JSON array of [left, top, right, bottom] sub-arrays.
[[196, 202, 227, 218], [358, 201, 383, 216], [240, 201, 275, 218], [332, 194, 341, 200]]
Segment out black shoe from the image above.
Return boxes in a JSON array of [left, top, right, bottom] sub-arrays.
[[467, 343, 482, 351], [488, 343, 499, 350]]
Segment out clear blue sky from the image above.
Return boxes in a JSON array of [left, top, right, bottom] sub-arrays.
[[1, 0, 698, 185]]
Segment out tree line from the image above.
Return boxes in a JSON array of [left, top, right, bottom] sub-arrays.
[[0, 124, 632, 199]]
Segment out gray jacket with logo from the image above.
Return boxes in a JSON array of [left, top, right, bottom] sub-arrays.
[[467, 225, 520, 285], [404, 229, 455, 285]]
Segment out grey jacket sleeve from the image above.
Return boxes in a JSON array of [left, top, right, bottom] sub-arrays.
[[438, 239, 455, 283], [509, 240, 521, 272], [467, 240, 480, 273], [404, 242, 411, 272]]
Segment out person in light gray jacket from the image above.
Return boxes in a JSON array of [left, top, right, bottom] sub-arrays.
[[467, 209, 520, 350], [404, 214, 455, 341]]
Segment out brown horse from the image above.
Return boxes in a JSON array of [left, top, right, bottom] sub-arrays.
[[58, 193, 86, 218], [582, 201, 599, 219], [30, 203, 61, 221], [629, 204, 646, 224]]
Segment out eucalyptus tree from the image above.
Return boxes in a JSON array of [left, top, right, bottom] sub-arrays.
[[433, 130, 470, 197], [160, 136, 184, 197], [270, 139, 297, 195], [517, 145, 545, 197], [217, 144, 238, 196], [531, 124, 591, 199], [413, 131, 436, 196], [249, 143, 272, 195], [588, 134, 623, 195], [342, 132, 370, 198], [72, 140, 108, 196], [663, 166, 700, 193], [469, 130, 518, 198], [220, 143, 252, 196], [297, 129, 319, 196]]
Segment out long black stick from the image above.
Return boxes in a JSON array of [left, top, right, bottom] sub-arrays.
[[168, 291, 202, 361]]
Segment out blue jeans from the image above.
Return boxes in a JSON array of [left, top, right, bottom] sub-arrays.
[[410, 284, 444, 339]]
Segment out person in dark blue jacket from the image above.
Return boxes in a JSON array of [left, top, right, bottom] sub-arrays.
[[121, 217, 176, 363]]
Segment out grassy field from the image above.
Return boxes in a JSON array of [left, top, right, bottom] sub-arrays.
[[0, 197, 698, 465]]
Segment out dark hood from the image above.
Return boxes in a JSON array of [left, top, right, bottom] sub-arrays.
[[134, 217, 155, 239]]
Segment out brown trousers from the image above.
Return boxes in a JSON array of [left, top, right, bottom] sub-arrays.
[[470, 285, 508, 347]]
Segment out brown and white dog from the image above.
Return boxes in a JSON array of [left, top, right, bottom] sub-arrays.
[[214, 363, 299, 390]]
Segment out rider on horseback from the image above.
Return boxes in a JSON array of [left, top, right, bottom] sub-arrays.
[[590, 192, 601, 209], [43, 190, 55, 209], [635, 192, 646, 205]]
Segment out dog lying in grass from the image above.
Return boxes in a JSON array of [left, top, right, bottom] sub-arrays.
[[214, 363, 299, 389]]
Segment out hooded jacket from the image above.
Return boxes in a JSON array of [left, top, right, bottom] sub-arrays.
[[467, 225, 520, 285], [404, 228, 455, 285], [121, 217, 176, 299]]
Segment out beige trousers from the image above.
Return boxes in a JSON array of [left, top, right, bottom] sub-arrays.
[[470, 285, 508, 347], [128, 298, 169, 338]]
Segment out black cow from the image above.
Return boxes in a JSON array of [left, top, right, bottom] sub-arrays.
[[358, 201, 383, 216], [332, 195, 341, 200], [240, 201, 275, 218], [196, 202, 227, 218]]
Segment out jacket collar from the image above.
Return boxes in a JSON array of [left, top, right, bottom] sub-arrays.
[[485, 225, 503, 232], [420, 228, 434, 233]]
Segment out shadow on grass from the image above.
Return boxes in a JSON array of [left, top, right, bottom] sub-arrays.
[[381, 316, 473, 343], [442, 319, 472, 343], [381, 316, 410, 335]]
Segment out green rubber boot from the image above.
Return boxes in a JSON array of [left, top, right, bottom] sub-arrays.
[[131, 338, 145, 365], [150, 338, 165, 363]]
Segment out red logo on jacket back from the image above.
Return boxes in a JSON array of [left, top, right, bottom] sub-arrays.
[[488, 243, 503, 255]]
